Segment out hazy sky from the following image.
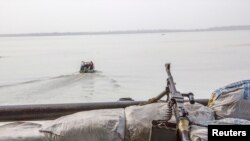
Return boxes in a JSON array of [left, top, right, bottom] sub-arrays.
[[0, 0, 250, 34]]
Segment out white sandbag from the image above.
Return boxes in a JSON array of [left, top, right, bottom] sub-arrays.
[[208, 80, 250, 120], [0, 122, 48, 141], [124, 103, 170, 141], [208, 118, 250, 125], [177, 103, 214, 141], [124, 102, 214, 141], [40, 108, 125, 141], [179, 103, 214, 141], [190, 118, 250, 141], [184, 102, 215, 126], [190, 125, 208, 141]]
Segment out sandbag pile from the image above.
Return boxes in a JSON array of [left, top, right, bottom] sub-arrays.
[[124, 103, 170, 141], [184, 102, 215, 126], [191, 80, 250, 141], [190, 118, 250, 141], [0, 122, 48, 141], [190, 125, 208, 141], [208, 80, 250, 120], [0, 102, 222, 141], [40, 108, 125, 141], [0, 103, 171, 141]]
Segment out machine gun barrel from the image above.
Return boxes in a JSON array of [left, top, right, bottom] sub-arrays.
[[165, 63, 177, 93]]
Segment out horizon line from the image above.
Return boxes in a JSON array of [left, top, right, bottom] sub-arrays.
[[1, 25, 250, 37]]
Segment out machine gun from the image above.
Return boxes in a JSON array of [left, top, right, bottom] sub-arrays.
[[149, 63, 195, 141]]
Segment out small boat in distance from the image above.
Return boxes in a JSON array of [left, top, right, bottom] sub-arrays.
[[80, 61, 95, 73]]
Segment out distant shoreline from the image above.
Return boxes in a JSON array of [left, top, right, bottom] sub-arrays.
[[1, 25, 250, 37]]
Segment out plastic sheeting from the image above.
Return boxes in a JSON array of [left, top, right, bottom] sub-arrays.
[[40, 108, 125, 141], [208, 80, 250, 120], [0, 122, 48, 141]]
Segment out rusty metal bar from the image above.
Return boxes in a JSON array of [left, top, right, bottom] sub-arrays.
[[0, 99, 208, 122], [0, 101, 142, 121]]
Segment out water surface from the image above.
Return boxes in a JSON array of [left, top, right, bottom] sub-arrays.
[[0, 31, 250, 105]]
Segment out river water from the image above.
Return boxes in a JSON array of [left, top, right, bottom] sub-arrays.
[[0, 30, 250, 105]]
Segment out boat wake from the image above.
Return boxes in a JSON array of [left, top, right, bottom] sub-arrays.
[[0, 70, 122, 105], [0, 73, 77, 88], [0, 70, 118, 89]]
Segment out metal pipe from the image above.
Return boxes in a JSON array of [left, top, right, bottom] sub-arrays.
[[0, 99, 208, 122], [0, 101, 142, 121]]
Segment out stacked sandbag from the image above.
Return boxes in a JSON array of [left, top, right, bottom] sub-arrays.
[[208, 80, 250, 120], [124, 102, 215, 141], [40, 108, 125, 141], [177, 102, 213, 141], [190, 118, 250, 141], [0, 122, 48, 141], [207, 118, 250, 125], [180, 102, 214, 141], [124, 103, 170, 141], [190, 125, 208, 141], [184, 102, 215, 126]]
